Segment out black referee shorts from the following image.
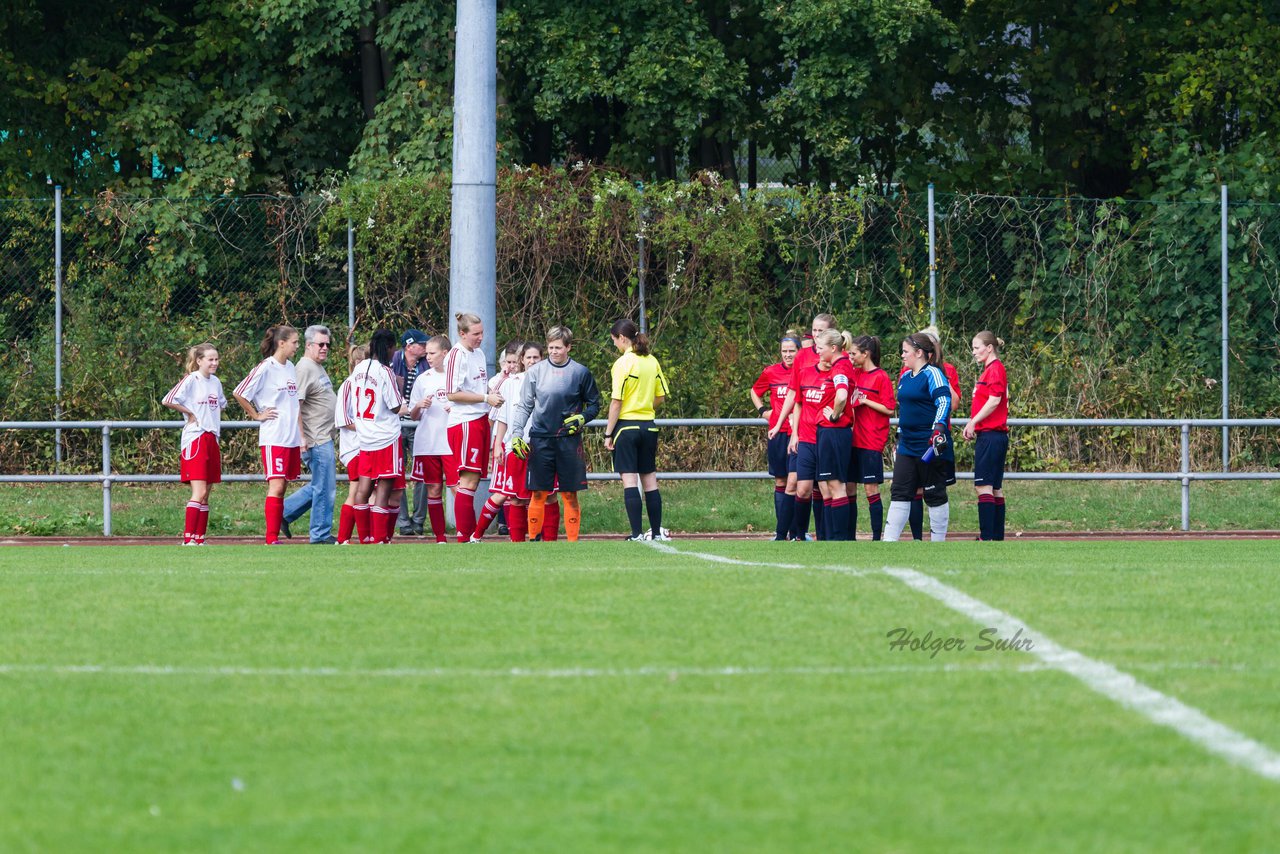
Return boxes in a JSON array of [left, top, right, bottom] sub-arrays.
[[527, 435, 588, 492], [612, 419, 659, 475]]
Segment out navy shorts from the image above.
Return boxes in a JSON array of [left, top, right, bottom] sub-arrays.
[[612, 419, 659, 475], [849, 448, 885, 484], [529, 435, 588, 492], [816, 426, 852, 482], [973, 430, 1009, 488], [795, 441, 819, 482], [767, 432, 791, 478]]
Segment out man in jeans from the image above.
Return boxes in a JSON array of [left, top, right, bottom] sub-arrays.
[[282, 325, 338, 543]]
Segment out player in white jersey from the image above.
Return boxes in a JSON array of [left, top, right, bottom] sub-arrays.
[[233, 325, 301, 545], [444, 312, 505, 542], [408, 335, 455, 544], [163, 343, 227, 545], [350, 329, 408, 543], [333, 344, 368, 545], [470, 341, 545, 542]]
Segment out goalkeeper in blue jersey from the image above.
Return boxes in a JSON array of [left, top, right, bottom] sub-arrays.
[[507, 325, 601, 542], [884, 333, 954, 542]]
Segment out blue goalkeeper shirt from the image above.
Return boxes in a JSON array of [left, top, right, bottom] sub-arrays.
[[896, 365, 952, 457]]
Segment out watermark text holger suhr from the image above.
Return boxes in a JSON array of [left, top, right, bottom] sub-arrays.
[[887, 627, 1034, 659]]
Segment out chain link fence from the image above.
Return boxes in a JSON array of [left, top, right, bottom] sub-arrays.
[[1, 186, 1277, 476]]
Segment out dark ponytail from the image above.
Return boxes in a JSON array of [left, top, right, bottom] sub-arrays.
[[610, 318, 649, 356], [260, 324, 297, 358], [852, 335, 881, 367], [369, 329, 396, 366]]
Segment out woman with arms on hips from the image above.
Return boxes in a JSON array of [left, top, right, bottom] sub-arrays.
[[163, 343, 226, 545], [963, 331, 1009, 541], [233, 325, 302, 545]]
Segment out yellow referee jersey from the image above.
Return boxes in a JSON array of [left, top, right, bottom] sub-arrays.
[[610, 348, 670, 420]]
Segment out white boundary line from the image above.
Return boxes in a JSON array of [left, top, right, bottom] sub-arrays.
[[0, 662, 1047, 680], [648, 541, 1280, 783]]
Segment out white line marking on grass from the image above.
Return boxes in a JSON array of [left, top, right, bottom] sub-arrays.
[[0, 662, 1049, 680], [882, 564, 1280, 782], [646, 542, 1280, 782], [645, 541, 869, 576]]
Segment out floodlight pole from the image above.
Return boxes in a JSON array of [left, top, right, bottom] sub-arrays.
[[347, 218, 356, 334], [55, 185, 63, 470], [449, 0, 497, 373], [637, 181, 648, 334], [1220, 184, 1229, 472]]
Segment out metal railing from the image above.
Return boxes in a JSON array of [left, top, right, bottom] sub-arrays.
[[0, 418, 1276, 536]]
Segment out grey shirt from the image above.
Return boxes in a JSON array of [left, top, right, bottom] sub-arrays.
[[295, 356, 337, 446], [509, 357, 601, 439]]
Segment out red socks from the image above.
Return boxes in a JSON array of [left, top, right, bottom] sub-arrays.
[[542, 500, 560, 541], [474, 498, 502, 540], [265, 496, 283, 544], [455, 487, 477, 542], [183, 501, 201, 544], [337, 504, 355, 544], [427, 497, 447, 543], [355, 504, 372, 543], [507, 503, 528, 542]]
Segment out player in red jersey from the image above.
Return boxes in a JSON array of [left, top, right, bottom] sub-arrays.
[[773, 313, 834, 539], [445, 312, 505, 542], [963, 331, 1010, 541], [751, 334, 801, 540], [472, 341, 546, 541], [333, 344, 368, 544], [899, 326, 962, 539], [350, 329, 409, 543], [848, 335, 895, 540], [233, 325, 301, 544], [163, 343, 227, 545], [771, 329, 853, 540]]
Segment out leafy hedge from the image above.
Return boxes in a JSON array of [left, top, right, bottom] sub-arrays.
[[1, 168, 1277, 475]]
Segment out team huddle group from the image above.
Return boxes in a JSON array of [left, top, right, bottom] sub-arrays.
[[161, 314, 671, 545], [750, 314, 1010, 542]]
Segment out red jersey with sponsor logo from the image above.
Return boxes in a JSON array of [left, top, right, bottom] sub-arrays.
[[796, 356, 853, 443], [971, 358, 1009, 432], [751, 362, 793, 434], [851, 366, 895, 451]]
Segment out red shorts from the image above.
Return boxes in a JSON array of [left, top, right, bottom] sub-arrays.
[[493, 452, 529, 500], [448, 417, 491, 476], [410, 454, 459, 488], [180, 432, 222, 484], [344, 453, 363, 482], [361, 443, 406, 489], [261, 445, 301, 481]]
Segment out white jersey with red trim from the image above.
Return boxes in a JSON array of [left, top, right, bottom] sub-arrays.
[[488, 371, 515, 421], [350, 359, 405, 451], [234, 358, 300, 448], [494, 372, 529, 453], [409, 368, 451, 457], [334, 375, 360, 465], [444, 343, 490, 426], [164, 371, 227, 452]]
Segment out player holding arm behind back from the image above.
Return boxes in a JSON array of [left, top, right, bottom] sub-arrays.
[[751, 334, 800, 540], [471, 341, 543, 541], [233, 325, 302, 545], [963, 331, 1010, 541], [333, 344, 367, 545], [603, 318, 671, 541], [768, 313, 834, 540], [163, 343, 227, 545], [507, 326, 601, 542], [884, 333, 953, 542], [444, 312, 504, 542]]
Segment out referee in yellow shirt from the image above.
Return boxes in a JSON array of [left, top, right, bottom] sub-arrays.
[[603, 318, 671, 541]]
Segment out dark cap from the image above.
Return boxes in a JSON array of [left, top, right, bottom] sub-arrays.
[[402, 329, 428, 346]]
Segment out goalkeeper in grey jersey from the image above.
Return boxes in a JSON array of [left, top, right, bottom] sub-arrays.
[[507, 326, 601, 541]]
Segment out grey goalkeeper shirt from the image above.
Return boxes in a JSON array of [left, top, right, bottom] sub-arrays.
[[508, 357, 601, 439]]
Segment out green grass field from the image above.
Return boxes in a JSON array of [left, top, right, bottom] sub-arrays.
[[1, 478, 1278, 537], [2, 540, 1278, 850]]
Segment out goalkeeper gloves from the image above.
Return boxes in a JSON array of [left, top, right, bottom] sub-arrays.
[[562, 413, 586, 435], [511, 437, 530, 460], [929, 427, 948, 452]]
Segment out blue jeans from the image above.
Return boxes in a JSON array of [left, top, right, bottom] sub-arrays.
[[283, 440, 336, 541]]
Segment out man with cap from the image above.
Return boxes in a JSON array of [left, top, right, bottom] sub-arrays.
[[391, 328, 430, 535]]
